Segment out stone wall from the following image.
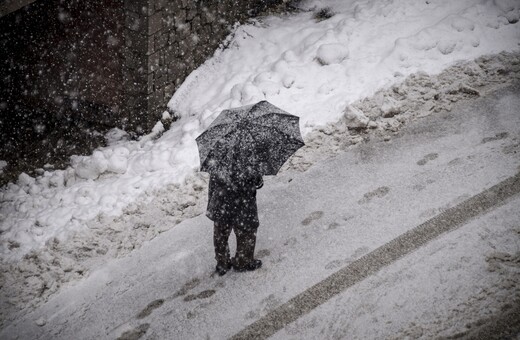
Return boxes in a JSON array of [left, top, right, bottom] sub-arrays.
[[0, 0, 284, 184], [0, 0, 124, 122], [1, 0, 283, 134], [121, 0, 283, 132], [0, 0, 125, 185]]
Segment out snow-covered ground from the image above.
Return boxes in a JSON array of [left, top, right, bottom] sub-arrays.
[[1, 0, 520, 333], [1, 78, 519, 339], [1, 0, 519, 261]]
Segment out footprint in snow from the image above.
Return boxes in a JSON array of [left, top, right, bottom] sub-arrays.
[[256, 249, 271, 258], [116, 323, 150, 340], [326, 222, 340, 230], [358, 186, 390, 204], [283, 237, 298, 247], [137, 299, 164, 319], [448, 157, 462, 166], [417, 153, 439, 166], [172, 278, 201, 298], [482, 132, 509, 144], [183, 289, 216, 302], [301, 211, 324, 226]]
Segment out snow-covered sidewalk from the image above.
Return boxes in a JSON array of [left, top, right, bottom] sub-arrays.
[[2, 79, 519, 340], [2, 0, 519, 262], [2, 0, 520, 320], [1, 0, 520, 336]]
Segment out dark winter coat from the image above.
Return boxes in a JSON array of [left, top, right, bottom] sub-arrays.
[[206, 173, 264, 230]]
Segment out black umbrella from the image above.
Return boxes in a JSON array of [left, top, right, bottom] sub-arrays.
[[196, 101, 305, 178]]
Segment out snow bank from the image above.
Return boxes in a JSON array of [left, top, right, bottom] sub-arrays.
[[1, 0, 519, 261], [170, 0, 520, 131], [0, 122, 198, 259], [1, 53, 519, 321]]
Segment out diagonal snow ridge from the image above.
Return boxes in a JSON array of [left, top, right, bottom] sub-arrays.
[[1, 0, 519, 261], [231, 172, 520, 339]]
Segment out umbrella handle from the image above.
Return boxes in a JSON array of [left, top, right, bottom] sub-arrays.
[[256, 177, 264, 189]]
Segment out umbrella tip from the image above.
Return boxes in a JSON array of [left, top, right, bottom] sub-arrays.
[[254, 100, 269, 109]]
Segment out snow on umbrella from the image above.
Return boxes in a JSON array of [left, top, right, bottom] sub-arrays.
[[196, 101, 305, 178]]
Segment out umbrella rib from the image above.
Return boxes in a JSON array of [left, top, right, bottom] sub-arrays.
[[249, 122, 304, 144], [197, 124, 238, 168], [244, 122, 298, 148], [248, 112, 300, 123], [243, 125, 261, 147], [247, 113, 303, 142]]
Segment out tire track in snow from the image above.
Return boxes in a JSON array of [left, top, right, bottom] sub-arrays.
[[232, 172, 520, 340]]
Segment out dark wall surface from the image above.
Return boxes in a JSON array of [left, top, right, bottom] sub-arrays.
[[0, 0, 124, 124], [0, 0, 287, 186], [0, 0, 124, 185]]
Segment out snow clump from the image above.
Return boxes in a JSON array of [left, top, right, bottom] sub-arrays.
[[71, 151, 108, 180], [343, 105, 369, 129], [316, 43, 349, 65]]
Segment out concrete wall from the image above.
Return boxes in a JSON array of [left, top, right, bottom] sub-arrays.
[[0, 0, 125, 184], [121, 0, 283, 132], [1, 0, 283, 134], [0, 0, 38, 17], [0, 0, 125, 126]]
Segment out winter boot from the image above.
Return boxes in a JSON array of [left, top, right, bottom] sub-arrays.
[[233, 259, 262, 272], [215, 262, 233, 276]]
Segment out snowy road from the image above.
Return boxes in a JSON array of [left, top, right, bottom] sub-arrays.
[[236, 173, 520, 339], [2, 82, 519, 339]]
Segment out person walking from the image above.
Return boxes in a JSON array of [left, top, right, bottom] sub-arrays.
[[196, 101, 305, 276], [206, 171, 264, 276]]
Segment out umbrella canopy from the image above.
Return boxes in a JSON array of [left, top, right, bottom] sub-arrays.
[[196, 101, 305, 178]]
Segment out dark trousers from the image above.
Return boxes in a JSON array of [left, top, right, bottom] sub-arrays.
[[213, 222, 257, 268]]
